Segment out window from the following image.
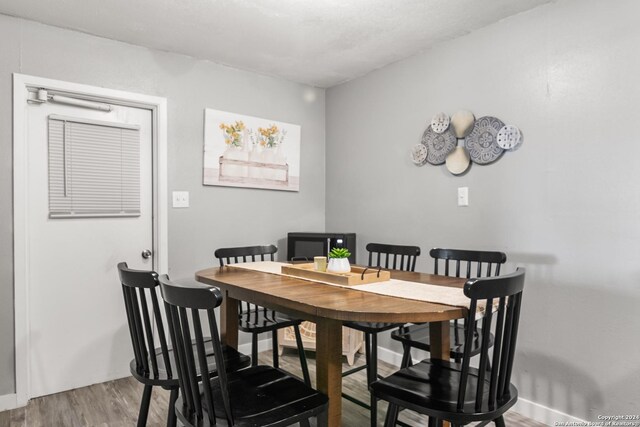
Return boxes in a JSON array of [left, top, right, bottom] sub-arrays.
[[48, 115, 141, 218]]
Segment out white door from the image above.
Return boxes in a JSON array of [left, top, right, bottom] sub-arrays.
[[26, 97, 153, 397]]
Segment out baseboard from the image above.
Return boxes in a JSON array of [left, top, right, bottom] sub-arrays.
[[0, 393, 18, 412], [238, 337, 272, 356], [376, 345, 586, 426], [514, 397, 587, 425]]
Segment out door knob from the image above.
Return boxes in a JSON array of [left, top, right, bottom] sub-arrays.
[[141, 249, 152, 259]]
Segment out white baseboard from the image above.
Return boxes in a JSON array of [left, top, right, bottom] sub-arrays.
[[238, 337, 272, 356], [375, 345, 586, 426], [0, 393, 18, 412], [514, 398, 586, 425]]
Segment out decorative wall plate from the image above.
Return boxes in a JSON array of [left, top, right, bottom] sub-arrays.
[[446, 146, 471, 175], [421, 126, 456, 165], [410, 143, 428, 165], [430, 112, 450, 134], [451, 110, 475, 138], [496, 125, 522, 150], [464, 116, 505, 165]]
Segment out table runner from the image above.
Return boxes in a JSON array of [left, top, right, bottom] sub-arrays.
[[227, 261, 485, 313]]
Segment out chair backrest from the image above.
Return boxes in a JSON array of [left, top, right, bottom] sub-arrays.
[[430, 248, 506, 278], [159, 274, 233, 425], [214, 244, 277, 266], [457, 268, 525, 413], [117, 262, 172, 380], [366, 243, 421, 272], [214, 245, 278, 317]]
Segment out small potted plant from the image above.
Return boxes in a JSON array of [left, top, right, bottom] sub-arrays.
[[327, 247, 351, 274]]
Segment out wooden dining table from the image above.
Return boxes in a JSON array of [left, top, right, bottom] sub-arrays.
[[195, 265, 467, 427]]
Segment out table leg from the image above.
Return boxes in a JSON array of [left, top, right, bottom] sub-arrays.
[[429, 321, 450, 360], [430, 321, 451, 427], [316, 318, 343, 427], [220, 294, 239, 349]]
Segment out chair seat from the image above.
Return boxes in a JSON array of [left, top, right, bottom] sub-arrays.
[[176, 365, 328, 426], [344, 321, 403, 334], [130, 341, 251, 387], [371, 359, 517, 422], [391, 323, 494, 359], [238, 309, 301, 334]]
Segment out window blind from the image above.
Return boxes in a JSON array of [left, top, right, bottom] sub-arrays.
[[48, 115, 141, 218]]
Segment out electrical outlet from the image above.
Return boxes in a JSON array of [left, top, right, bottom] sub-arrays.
[[457, 187, 469, 207], [172, 191, 189, 208]]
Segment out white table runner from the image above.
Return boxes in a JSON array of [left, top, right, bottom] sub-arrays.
[[227, 261, 484, 312]]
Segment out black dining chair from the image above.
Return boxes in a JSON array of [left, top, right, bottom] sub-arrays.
[[372, 268, 526, 427], [118, 262, 250, 427], [391, 248, 507, 368], [214, 244, 311, 386], [158, 274, 329, 427], [343, 242, 421, 427]]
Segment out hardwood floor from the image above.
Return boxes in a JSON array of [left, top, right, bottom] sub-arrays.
[[0, 349, 545, 426]]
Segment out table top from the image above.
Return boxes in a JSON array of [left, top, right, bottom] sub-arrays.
[[195, 266, 467, 324]]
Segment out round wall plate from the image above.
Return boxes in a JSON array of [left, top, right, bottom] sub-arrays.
[[410, 143, 428, 165], [421, 126, 456, 165], [446, 146, 471, 175], [464, 116, 505, 165], [496, 125, 522, 150], [430, 112, 450, 134], [450, 110, 475, 138]]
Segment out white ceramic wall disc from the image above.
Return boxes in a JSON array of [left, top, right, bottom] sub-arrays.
[[496, 125, 522, 150], [410, 143, 428, 165], [446, 146, 471, 175], [450, 110, 475, 138], [430, 112, 450, 134]]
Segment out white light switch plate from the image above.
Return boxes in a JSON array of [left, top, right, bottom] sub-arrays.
[[458, 187, 469, 207], [172, 191, 189, 208]]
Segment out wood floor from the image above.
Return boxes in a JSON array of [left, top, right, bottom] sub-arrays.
[[0, 349, 545, 426]]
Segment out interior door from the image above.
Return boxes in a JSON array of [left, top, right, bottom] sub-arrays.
[[26, 97, 153, 397]]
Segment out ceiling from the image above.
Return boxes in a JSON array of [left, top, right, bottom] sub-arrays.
[[0, 0, 551, 88]]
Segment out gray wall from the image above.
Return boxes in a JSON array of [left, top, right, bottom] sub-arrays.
[[0, 14, 326, 394], [326, 0, 640, 419]]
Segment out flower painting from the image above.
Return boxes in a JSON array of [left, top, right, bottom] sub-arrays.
[[203, 109, 301, 191]]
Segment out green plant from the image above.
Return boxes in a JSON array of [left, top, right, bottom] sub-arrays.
[[328, 247, 351, 259]]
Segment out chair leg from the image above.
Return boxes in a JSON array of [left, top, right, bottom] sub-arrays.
[[364, 332, 372, 370], [251, 333, 259, 366], [427, 417, 439, 427], [384, 403, 399, 427], [299, 418, 311, 427], [293, 324, 311, 386], [166, 388, 178, 427], [137, 384, 153, 427], [494, 415, 506, 427], [400, 343, 412, 368], [369, 333, 378, 427], [272, 330, 280, 369]]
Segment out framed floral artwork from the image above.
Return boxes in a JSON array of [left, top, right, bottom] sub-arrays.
[[203, 109, 301, 191]]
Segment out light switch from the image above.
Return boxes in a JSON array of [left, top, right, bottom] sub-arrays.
[[172, 191, 189, 208], [457, 187, 469, 207]]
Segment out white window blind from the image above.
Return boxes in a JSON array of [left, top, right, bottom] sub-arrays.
[[48, 115, 141, 218]]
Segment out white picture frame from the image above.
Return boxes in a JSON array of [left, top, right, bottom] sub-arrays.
[[203, 108, 301, 191]]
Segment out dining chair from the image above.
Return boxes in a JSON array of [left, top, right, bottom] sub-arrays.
[[158, 274, 329, 427], [214, 244, 311, 386], [391, 248, 507, 368], [372, 268, 526, 427], [343, 242, 421, 427], [118, 262, 250, 427]]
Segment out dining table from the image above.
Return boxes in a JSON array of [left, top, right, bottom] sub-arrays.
[[195, 264, 467, 427]]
